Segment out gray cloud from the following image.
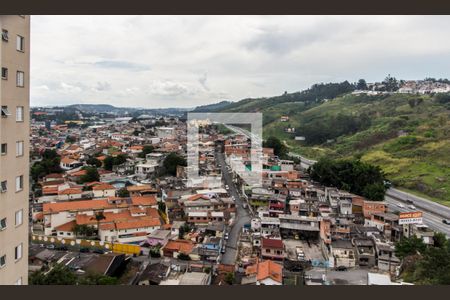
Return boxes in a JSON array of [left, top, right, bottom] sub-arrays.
[[30, 16, 450, 108]]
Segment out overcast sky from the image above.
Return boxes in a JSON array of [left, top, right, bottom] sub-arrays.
[[31, 15, 450, 108]]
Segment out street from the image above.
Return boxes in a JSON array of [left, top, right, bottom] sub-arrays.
[[216, 150, 251, 265]]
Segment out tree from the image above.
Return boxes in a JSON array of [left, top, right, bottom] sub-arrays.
[[92, 211, 106, 235], [163, 152, 187, 176], [103, 156, 114, 171], [224, 272, 235, 285], [382, 74, 399, 92], [79, 166, 100, 183], [138, 145, 154, 158], [78, 272, 118, 285], [30, 265, 77, 285], [117, 187, 130, 198], [309, 158, 387, 201], [86, 157, 102, 168], [356, 79, 368, 90], [395, 235, 427, 259], [65, 136, 76, 143], [263, 136, 288, 158]]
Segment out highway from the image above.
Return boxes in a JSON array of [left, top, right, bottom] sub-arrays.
[[223, 123, 450, 237]]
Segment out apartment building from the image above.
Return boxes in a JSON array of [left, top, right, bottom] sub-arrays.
[[0, 15, 30, 285]]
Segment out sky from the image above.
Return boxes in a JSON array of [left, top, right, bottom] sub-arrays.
[[31, 15, 450, 108]]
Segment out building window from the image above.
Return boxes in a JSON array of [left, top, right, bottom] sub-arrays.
[[0, 218, 6, 230], [15, 210, 23, 226], [15, 175, 23, 192], [16, 141, 24, 157], [0, 181, 7, 193], [15, 243, 23, 261], [16, 35, 24, 52], [16, 71, 24, 87], [16, 106, 24, 122], [1, 29, 8, 42], [0, 255, 5, 268], [1, 106, 11, 117], [1, 143, 6, 155], [1, 67, 7, 80]]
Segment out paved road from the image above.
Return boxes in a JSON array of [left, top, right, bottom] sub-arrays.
[[385, 195, 450, 237], [216, 150, 251, 265], [305, 267, 369, 285]]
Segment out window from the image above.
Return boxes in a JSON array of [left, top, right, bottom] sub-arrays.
[[1, 67, 7, 80], [16, 106, 24, 122], [15, 175, 23, 192], [0, 181, 7, 193], [0, 255, 5, 268], [15, 210, 23, 226], [15, 243, 23, 260], [0, 218, 6, 230], [16, 71, 24, 87], [16, 141, 24, 157], [1, 106, 11, 117], [1, 143, 6, 155], [1, 29, 8, 42], [16, 35, 24, 52]]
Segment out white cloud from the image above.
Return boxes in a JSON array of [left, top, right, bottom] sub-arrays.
[[30, 15, 450, 108]]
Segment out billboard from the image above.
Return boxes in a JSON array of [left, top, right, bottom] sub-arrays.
[[399, 211, 423, 225]]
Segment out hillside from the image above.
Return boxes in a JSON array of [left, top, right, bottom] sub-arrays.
[[205, 90, 450, 205]]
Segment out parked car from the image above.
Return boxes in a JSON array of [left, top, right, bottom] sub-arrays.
[[225, 185, 229, 190], [45, 244, 55, 250], [224, 233, 229, 240], [93, 249, 105, 254], [335, 266, 348, 271], [79, 247, 90, 253], [55, 245, 68, 251], [221, 247, 226, 254], [442, 219, 450, 225]]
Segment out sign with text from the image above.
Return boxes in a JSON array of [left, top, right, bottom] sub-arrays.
[[399, 211, 423, 225]]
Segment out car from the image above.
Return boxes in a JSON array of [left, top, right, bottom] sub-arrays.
[[335, 266, 348, 271], [408, 205, 416, 210], [224, 233, 229, 240], [406, 199, 414, 204], [225, 185, 229, 190], [55, 245, 68, 251], [93, 249, 105, 254], [45, 244, 55, 250], [221, 247, 226, 254], [443, 219, 450, 225], [79, 247, 90, 253], [396, 203, 405, 208]]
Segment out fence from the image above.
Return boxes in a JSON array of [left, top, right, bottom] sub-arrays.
[[31, 234, 141, 255]]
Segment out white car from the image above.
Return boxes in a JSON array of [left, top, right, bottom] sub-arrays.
[[397, 203, 405, 208], [225, 185, 229, 190], [224, 233, 229, 240], [408, 205, 416, 210]]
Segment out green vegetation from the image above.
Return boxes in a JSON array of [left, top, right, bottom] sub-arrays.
[[138, 145, 154, 158], [86, 156, 102, 168], [163, 152, 187, 176], [79, 166, 100, 183], [30, 149, 63, 181], [309, 158, 387, 201], [30, 265, 118, 285], [117, 187, 130, 197], [263, 136, 288, 158], [396, 233, 450, 285], [103, 154, 128, 171]]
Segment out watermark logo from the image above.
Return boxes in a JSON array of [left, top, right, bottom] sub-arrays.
[[187, 112, 263, 188]]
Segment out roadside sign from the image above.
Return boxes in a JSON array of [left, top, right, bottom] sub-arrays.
[[399, 211, 423, 225]]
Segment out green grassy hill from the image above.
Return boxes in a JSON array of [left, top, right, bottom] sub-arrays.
[[205, 90, 450, 205]]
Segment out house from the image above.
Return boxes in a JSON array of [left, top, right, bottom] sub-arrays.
[[244, 260, 283, 285], [331, 240, 356, 268], [60, 157, 81, 170], [137, 263, 171, 285], [353, 238, 376, 267], [92, 183, 116, 198], [162, 240, 195, 259], [261, 238, 285, 260]]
